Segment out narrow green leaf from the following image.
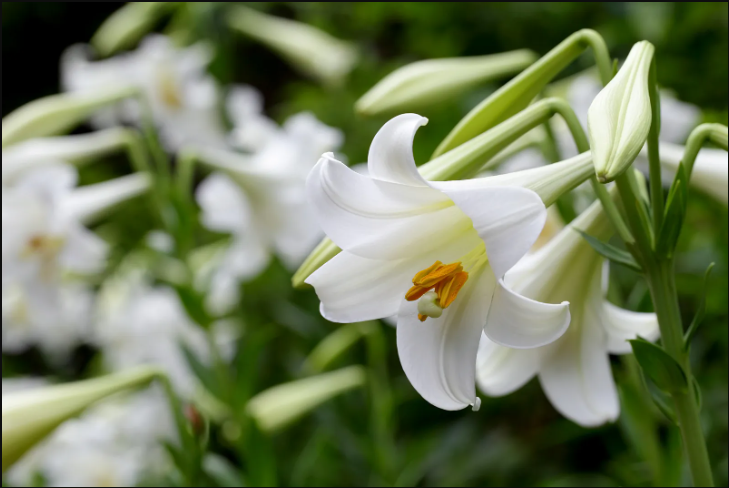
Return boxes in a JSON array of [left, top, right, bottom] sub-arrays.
[[684, 262, 714, 350], [577, 230, 642, 272], [630, 340, 688, 394], [692, 378, 703, 411], [180, 342, 219, 397], [650, 389, 678, 425], [656, 163, 689, 257]]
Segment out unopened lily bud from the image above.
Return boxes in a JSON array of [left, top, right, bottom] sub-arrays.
[[356, 50, 536, 116], [229, 6, 357, 85], [2, 367, 161, 472], [91, 2, 177, 56], [588, 41, 655, 183], [2, 86, 137, 148], [246, 366, 366, 432]]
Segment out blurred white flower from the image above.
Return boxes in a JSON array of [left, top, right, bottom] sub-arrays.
[[195, 92, 343, 314], [476, 198, 660, 427], [5, 387, 174, 488], [2, 164, 106, 356], [2, 283, 93, 360], [95, 278, 209, 397], [62, 35, 226, 150], [305, 114, 597, 411]]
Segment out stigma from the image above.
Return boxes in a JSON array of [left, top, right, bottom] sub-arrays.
[[406, 260, 469, 321]]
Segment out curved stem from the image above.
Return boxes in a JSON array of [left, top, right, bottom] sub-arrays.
[[645, 261, 714, 487]]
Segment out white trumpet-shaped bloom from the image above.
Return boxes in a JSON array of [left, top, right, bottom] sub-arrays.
[[305, 114, 588, 411], [2, 164, 149, 359], [588, 41, 655, 182], [476, 198, 660, 427], [62, 35, 226, 150], [2, 165, 107, 354], [196, 101, 343, 314]]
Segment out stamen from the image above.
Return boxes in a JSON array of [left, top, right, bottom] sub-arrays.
[[406, 261, 469, 321]]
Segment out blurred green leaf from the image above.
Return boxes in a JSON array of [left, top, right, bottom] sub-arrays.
[[578, 230, 642, 272], [630, 339, 689, 394]]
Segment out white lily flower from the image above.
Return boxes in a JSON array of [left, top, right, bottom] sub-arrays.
[[588, 41, 655, 182], [94, 276, 210, 397], [62, 35, 226, 150], [305, 114, 595, 411], [2, 165, 107, 340], [195, 106, 343, 314], [2, 164, 149, 358], [476, 198, 660, 427]]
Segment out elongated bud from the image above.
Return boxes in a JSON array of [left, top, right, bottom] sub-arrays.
[[66, 172, 152, 225], [229, 6, 358, 85], [2, 367, 161, 472], [91, 2, 178, 56], [2, 128, 134, 185], [304, 322, 377, 373], [356, 50, 536, 116], [2, 87, 137, 148], [588, 41, 655, 183], [246, 366, 366, 432]]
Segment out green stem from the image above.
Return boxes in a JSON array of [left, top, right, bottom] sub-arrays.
[[646, 59, 663, 234], [645, 261, 714, 487], [433, 29, 612, 156], [682, 123, 728, 178]]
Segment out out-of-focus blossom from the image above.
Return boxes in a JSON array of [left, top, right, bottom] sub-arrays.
[[476, 198, 660, 427], [2, 165, 107, 355], [94, 275, 209, 397], [62, 35, 226, 150], [5, 387, 173, 487], [195, 91, 343, 314], [306, 114, 597, 411], [588, 41, 655, 182]]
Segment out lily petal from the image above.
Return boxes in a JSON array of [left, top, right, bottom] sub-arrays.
[[307, 155, 473, 260], [58, 225, 108, 275], [476, 333, 540, 396], [308, 233, 482, 323], [485, 279, 570, 349], [396, 267, 496, 410], [600, 301, 660, 354], [196, 172, 253, 235], [539, 308, 619, 427], [430, 182, 546, 277], [367, 114, 429, 187]]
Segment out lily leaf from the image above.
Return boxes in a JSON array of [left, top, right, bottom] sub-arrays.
[[630, 339, 688, 394], [656, 163, 689, 258], [684, 262, 714, 350], [577, 230, 642, 272]]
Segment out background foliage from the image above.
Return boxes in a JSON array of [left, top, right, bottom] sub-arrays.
[[3, 2, 727, 486]]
